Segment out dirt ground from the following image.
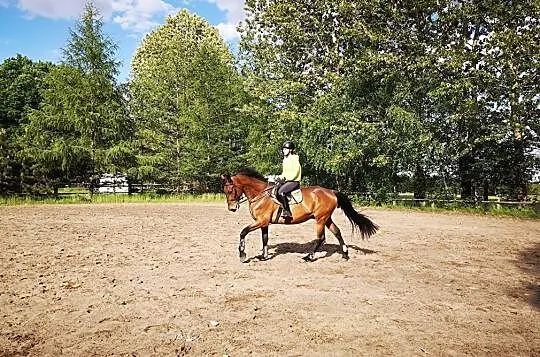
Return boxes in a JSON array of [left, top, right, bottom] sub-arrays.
[[0, 203, 539, 356]]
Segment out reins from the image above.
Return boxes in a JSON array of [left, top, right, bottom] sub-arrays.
[[224, 182, 274, 207], [246, 185, 274, 204]]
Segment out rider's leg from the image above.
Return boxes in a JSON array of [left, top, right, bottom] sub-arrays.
[[277, 193, 292, 217], [274, 181, 289, 216], [277, 182, 297, 217]]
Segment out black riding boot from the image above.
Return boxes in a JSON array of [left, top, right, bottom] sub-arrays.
[[279, 194, 292, 218]]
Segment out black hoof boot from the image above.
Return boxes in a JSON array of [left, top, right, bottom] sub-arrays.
[[302, 253, 315, 262]]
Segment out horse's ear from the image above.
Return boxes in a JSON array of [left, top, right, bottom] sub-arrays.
[[220, 174, 232, 184]]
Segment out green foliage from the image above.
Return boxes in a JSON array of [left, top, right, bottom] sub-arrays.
[[0, 55, 53, 194], [130, 10, 246, 191], [240, 0, 439, 191], [19, 2, 131, 194], [1, 0, 538, 207], [426, 0, 540, 200], [239, 0, 540, 200]]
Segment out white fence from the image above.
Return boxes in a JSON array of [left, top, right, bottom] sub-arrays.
[[96, 174, 129, 194]]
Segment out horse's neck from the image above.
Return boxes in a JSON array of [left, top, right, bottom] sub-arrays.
[[236, 177, 268, 199]]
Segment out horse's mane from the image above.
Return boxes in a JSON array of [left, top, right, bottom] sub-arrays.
[[235, 167, 267, 182]]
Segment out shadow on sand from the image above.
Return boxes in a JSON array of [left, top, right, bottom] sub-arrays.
[[513, 242, 540, 309], [245, 241, 377, 263]]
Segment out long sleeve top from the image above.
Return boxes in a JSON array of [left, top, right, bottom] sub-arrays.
[[280, 154, 302, 181]]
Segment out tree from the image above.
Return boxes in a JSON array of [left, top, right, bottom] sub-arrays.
[[21, 2, 131, 194], [240, 1, 383, 186], [0, 55, 52, 195], [240, 0, 440, 194], [240, 0, 539, 201], [481, 1, 540, 199], [131, 10, 246, 192], [427, 0, 540, 200]]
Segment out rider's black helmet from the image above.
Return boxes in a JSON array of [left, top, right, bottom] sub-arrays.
[[283, 141, 295, 150]]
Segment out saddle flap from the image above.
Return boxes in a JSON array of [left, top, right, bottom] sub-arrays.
[[289, 188, 303, 204]]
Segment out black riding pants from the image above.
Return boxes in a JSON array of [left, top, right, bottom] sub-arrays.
[[277, 181, 300, 196]]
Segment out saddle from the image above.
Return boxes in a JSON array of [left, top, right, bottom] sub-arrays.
[[271, 186, 303, 205]]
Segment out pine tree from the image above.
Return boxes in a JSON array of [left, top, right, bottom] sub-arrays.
[[21, 2, 132, 194], [0, 55, 52, 195]]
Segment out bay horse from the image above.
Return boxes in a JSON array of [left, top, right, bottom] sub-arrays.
[[220, 168, 378, 262]]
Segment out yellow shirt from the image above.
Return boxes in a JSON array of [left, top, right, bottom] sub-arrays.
[[281, 154, 302, 181]]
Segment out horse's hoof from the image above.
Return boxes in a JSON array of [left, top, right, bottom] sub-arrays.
[[257, 254, 269, 261], [342, 253, 350, 261], [302, 254, 315, 262], [239, 251, 247, 262]]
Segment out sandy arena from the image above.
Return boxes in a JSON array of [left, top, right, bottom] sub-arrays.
[[1, 203, 539, 356]]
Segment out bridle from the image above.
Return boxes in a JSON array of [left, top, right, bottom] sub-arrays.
[[223, 183, 247, 210], [223, 182, 274, 209]]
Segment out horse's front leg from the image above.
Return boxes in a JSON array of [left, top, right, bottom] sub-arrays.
[[239, 222, 265, 262], [260, 226, 269, 260]]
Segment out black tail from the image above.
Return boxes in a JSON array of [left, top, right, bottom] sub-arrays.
[[335, 191, 379, 240]]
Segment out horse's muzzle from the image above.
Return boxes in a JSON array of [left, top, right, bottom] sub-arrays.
[[227, 201, 239, 212]]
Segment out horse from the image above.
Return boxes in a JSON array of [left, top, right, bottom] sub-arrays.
[[220, 168, 379, 262]]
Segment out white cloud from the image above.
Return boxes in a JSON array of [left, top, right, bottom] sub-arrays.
[[111, 0, 176, 33], [11, 0, 245, 39], [17, 0, 90, 19], [215, 22, 237, 41], [207, 0, 245, 40], [14, 0, 176, 33]]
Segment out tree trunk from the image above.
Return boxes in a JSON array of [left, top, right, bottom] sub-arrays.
[[512, 139, 528, 201], [482, 179, 489, 202], [459, 155, 473, 201], [413, 164, 426, 199]]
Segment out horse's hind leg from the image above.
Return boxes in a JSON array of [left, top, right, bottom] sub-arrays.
[[303, 219, 326, 262], [326, 218, 349, 260]]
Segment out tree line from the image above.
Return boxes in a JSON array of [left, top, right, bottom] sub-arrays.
[[0, 1, 538, 200]]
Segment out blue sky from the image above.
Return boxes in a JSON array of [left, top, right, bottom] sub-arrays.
[[0, 0, 244, 82]]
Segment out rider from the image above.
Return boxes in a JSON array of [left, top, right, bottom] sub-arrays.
[[275, 140, 302, 218]]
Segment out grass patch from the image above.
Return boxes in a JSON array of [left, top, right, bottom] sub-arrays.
[[360, 200, 539, 219], [0, 193, 225, 206], [2, 192, 537, 219]]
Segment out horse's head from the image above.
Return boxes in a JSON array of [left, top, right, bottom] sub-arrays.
[[220, 174, 243, 212]]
